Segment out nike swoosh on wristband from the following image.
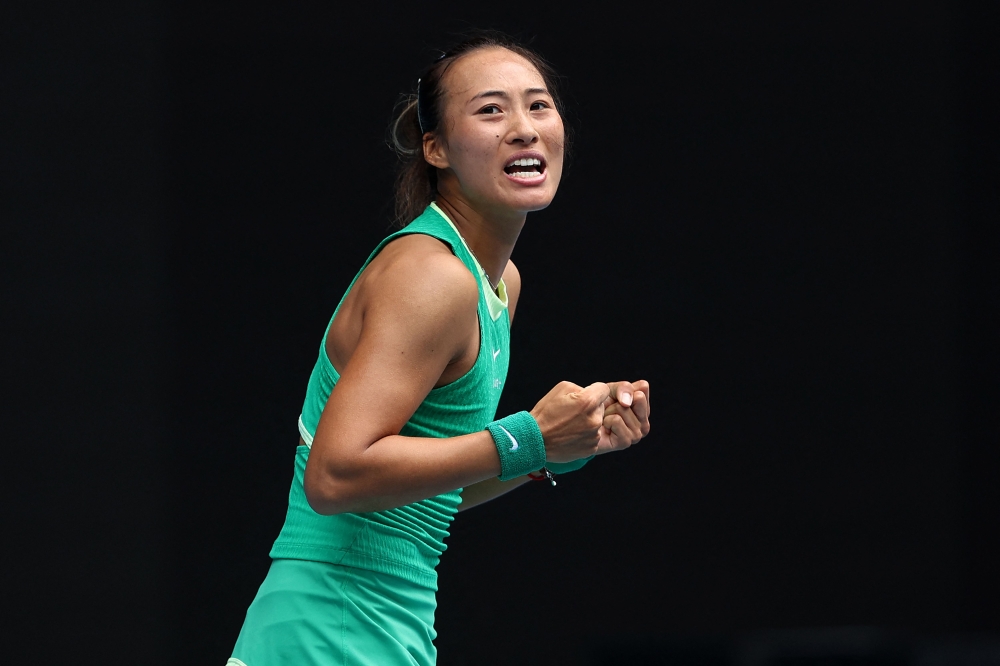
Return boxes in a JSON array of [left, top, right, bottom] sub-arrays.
[[498, 424, 519, 452], [493, 348, 501, 360]]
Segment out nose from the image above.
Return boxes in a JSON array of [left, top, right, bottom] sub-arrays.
[[506, 108, 538, 145]]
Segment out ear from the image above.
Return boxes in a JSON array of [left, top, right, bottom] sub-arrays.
[[422, 133, 450, 170]]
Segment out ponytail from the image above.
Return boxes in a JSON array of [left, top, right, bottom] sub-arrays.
[[388, 97, 437, 227]]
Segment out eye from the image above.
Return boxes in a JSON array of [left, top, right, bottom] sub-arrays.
[[478, 104, 503, 115], [529, 101, 550, 111]]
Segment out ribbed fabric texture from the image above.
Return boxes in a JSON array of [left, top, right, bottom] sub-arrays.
[[270, 204, 510, 589]]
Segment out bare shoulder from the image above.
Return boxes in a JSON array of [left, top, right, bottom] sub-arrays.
[[364, 234, 479, 330], [502, 259, 522, 322]]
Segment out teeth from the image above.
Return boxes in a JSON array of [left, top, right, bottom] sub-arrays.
[[508, 157, 542, 167], [511, 171, 541, 178]]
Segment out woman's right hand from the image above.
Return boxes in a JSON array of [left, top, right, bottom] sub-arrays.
[[529, 381, 611, 463], [531, 380, 649, 463]]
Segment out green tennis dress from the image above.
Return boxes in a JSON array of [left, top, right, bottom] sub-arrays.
[[228, 203, 511, 666]]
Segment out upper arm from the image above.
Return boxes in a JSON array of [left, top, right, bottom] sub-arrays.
[[307, 241, 479, 478], [502, 259, 522, 324]]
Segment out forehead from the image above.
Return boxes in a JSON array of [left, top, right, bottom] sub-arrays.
[[441, 47, 547, 101]]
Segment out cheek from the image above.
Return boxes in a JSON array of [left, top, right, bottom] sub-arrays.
[[542, 122, 566, 159], [451, 132, 501, 180], [455, 141, 502, 185]]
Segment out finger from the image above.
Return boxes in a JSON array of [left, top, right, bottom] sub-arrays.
[[630, 390, 649, 422], [606, 381, 635, 407], [630, 391, 650, 436], [632, 380, 650, 405], [557, 380, 584, 394], [578, 382, 611, 409], [603, 414, 632, 448], [596, 423, 613, 452], [541, 381, 583, 406], [604, 403, 643, 440]]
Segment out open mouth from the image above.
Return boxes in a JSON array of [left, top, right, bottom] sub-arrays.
[[503, 156, 546, 179]]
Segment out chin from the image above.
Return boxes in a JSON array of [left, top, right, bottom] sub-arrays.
[[523, 198, 556, 213], [506, 186, 560, 213]]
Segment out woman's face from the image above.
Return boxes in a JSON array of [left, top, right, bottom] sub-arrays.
[[425, 47, 565, 218]]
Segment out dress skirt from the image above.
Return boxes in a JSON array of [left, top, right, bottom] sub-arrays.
[[228, 559, 438, 666]]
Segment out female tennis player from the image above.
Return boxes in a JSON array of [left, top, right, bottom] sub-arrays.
[[228, 32, 650, 666]]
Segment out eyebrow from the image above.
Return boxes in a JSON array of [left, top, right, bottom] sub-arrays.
[[469, 87, 550, 102]]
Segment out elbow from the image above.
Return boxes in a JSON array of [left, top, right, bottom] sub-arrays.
[[303, 468, 355, 516]]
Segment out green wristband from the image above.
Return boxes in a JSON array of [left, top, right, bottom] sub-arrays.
[[545, 456, 594, 474], [486, 412, 546, 481]]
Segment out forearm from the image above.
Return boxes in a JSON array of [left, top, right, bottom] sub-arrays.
[[303, 373, 642, 515], [304, 430, 501, 515], [458, 475, 532, 511]]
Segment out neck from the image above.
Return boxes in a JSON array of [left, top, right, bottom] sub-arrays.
[[433, 195, 525, 289]]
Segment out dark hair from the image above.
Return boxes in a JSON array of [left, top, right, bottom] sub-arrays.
[[388, 31, 569, 227]]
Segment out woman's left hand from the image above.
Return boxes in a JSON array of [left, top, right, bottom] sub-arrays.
[[597, 379, 651, 453]]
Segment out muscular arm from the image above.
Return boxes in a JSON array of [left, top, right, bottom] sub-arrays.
[[304, 246, 636, 515], [304, 242, 501, 515]]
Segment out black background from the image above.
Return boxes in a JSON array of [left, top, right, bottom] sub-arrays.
[[2, 1, 998, 664]]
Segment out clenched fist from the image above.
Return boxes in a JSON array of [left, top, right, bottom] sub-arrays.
[[598, 380, 650, 453], [530, 379, 651, 463]]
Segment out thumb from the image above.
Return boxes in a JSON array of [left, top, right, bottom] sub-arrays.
[[607, 381, 635, 407], [578, 382, 611, 409]]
